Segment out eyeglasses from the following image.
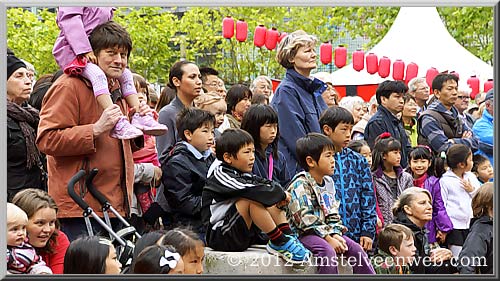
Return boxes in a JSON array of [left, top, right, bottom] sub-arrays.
[[457, 95, 470, 100]]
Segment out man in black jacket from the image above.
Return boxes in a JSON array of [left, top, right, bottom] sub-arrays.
[[364, 80, 411, 168]]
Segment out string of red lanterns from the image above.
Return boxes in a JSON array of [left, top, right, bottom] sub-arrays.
[[223, 17, 494, 91]]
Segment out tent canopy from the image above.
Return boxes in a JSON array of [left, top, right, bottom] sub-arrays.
[[330, 7, 494, 86]]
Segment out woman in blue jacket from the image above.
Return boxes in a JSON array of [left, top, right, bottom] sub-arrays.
[[271, 30, 328, 176]]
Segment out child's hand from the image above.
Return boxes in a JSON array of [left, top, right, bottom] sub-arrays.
[[284, 192, 291, 204], [359, 236, 373, 251], [328, 234, 347, 254], [153, 166, 162, 186], [376, 217, 383, 228], [83, 51, 97, 64], [460, 178, 474, 193]]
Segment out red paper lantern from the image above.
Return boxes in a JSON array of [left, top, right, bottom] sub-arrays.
[[253, 25, 266, 48], [366, 53, 378, 75], [320, 42, 333, 65], [235, 19, 248, 42], [265, 27, 279, 50], [392, 59, 405, 81], [484, 79, 494, 93], [278, 32, 287, 43], [334, 45, 347, 68], [352, 49, 365, 72], [378, 56, 391, 78], [426, 67, 439, 89], [450, 71, 459, 80], [222, 16, 234, 39], [467, 75, 480, 99], [405, 62, 419, 84]]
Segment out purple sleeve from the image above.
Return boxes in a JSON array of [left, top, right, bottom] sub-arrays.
[[429, 179, 453, 232], [57, 7, 93, 56]]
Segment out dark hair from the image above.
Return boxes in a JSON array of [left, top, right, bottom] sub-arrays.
[[241, 104, 279, 159], [215, 128, 254, 162], [251, 93, 269, 105], [176, 107, 215, 142], [226, 84, 252, 114], [199, 67, 219, 83], [63, 236, 111, 274], [446, 144, 471, 169], [472, 154, 490, 173], [89, 21, 132, 59], [167, 60, 196, 89], [403, 92, 416, 104], [347, 139, 369, 153], [378, 224, 414, 254], [156, 85, 176, 112], [161, 227, 203, 256], [408, 146, 445, 177], [431, 73, 459, 92], [296, 133, 335, 171], [375, 80, 408, 105], [319, 106, 355, 134], [371, 134, 402, 172], [131, 244, 179, 274], [29, 70, 63, 111], [132, 230, 166, 263]]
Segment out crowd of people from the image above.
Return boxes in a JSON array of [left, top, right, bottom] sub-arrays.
[[6, 6, 494, 275]]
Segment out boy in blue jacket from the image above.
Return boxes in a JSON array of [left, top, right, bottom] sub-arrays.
[[319, 106, 377, 251]]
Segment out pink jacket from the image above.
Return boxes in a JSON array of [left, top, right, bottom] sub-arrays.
[[52, 7, 114, 69]]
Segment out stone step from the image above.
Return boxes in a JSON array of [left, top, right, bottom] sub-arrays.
[[203, 245, 353, 275]]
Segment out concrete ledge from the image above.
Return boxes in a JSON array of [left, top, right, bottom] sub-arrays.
[[203, 245, 353, 275]]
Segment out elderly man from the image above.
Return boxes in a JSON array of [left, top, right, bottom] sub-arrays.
[[454, 84, 475, 129], [417, 73, 478, 155], [37, 21, 150, 241], [472, 89, 494, 167], [408, 77, 430, 115]]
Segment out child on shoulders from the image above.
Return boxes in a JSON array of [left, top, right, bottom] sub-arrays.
[[286, 133, 375, 274]]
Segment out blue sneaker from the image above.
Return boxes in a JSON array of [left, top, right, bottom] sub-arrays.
[[266, 235, 311, 264]]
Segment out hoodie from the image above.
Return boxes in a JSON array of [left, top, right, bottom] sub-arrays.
[[458, 216, 493, 274]]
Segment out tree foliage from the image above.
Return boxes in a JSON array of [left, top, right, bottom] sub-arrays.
[[6, 6, 493, 86]]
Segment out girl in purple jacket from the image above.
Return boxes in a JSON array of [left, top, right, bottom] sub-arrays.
[[52, 7, 166, 140], [408, 145, 453, 245]]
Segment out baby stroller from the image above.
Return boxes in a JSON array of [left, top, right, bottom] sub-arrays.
[[67, 169, 141, 270]]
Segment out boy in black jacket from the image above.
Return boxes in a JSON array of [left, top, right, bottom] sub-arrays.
[[162, 108, 216, 237], [202, 128, 311, 264]]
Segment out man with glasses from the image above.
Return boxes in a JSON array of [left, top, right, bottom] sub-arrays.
[[408, 77, 430, 115], [454, 84, 475, 129], [200, 66, 220, 93]]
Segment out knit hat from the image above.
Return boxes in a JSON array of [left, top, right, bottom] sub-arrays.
[[7, 54, 26, 80], [484, 88, 494, 101]]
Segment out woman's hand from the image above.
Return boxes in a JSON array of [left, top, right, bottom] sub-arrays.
[[429, 248, 452, 263]]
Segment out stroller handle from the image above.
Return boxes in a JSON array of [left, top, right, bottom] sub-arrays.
[[67, 169, 90, 210], [85, 168, 110, 207]]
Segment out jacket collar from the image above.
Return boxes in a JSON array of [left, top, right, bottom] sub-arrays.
[[482, 109, 494, 122], [374, 165, 404, 178], [285, 68, 325, 94]]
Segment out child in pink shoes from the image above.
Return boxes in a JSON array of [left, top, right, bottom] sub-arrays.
[[52, 7, 167, 139]]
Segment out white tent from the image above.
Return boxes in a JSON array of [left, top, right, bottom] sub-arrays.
[[330, 7, 494, 86]]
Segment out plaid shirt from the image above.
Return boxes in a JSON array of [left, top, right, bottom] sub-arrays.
[[286, 171, 345, 238]]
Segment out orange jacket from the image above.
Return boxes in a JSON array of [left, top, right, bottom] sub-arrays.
[[37, 75, 139, 218]]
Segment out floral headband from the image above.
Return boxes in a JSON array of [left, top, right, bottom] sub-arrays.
[[159, 249, 181, 269], [416, 145, 432, 155]]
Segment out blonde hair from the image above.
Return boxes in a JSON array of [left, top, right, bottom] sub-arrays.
[[392, 187, 432, 216], [472, 182, 493, 217], [7, 202, 28, 225], [194, 91, 223, 109], [276, 30, 318, 69]]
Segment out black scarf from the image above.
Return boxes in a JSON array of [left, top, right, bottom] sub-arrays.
[[7, 100, 41, 169]]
